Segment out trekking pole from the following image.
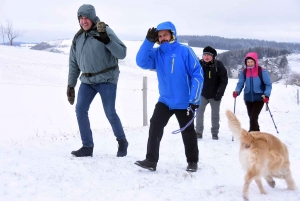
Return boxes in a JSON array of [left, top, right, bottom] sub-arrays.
[[234, 97, 236, 114], [262, 95, 279, 134], [232, 97, 236, 141], [265, 103, 279, 134]]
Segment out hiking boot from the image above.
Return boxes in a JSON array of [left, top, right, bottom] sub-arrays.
[[186, 162, 198, 172], [196, 133, 202, 139], [71, 147, 93, 157], [212, 134, 219, 140], [117, 139, 128, 157], [134, 159, 157, 171]]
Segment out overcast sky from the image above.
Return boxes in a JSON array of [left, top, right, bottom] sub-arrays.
[[1, 0, 300, 43]]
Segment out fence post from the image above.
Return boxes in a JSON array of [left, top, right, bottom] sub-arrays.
[[143, 76, 148, 126], [297, 89, 299, 105]]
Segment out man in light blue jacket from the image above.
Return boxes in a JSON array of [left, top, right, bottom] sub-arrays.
[[67, 4, 128, 157], [134, 21, 204, 172]]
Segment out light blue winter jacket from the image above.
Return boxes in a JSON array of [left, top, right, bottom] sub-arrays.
[[136, 21, 204, 109], [68, 4, 126, 87]]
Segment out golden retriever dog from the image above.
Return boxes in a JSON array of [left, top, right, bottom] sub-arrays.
[[225, 110, 295, 201]]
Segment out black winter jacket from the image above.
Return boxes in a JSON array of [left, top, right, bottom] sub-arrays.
[[200, 59, 228, 99]]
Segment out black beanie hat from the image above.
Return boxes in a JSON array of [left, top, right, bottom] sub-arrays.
[[203, 46, 217, 57]]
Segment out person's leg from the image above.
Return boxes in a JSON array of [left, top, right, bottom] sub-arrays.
[[146, 102, 173, 162], [96, 83, 128, 156], [195, 96, 209, 136], [175, 110, 199, 163], [209, 98, 221, 138], [245, 101, 254, 131], [96, 83, 126, 140], [76, 83, 97, 147], [249, 101, 264, 131]]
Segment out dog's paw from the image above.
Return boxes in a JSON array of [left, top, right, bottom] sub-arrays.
[[243, 194, 249, 201], [287, 185, 296, 190], [267, 180, 275, 188]]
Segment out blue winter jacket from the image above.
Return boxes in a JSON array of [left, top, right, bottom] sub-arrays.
[[235, 52, 272, 102], [136, 21, 204, 109]]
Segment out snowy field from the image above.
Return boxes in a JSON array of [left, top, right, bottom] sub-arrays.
[[287, 53, 300, 74], [0, 43, 299, 201]]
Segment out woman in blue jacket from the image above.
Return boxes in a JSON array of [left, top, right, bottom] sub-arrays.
[[233, 52, 272, 132], [134, 21, 204, 172]]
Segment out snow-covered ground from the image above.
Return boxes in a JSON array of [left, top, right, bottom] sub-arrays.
[[287, 53, 300, 74], [0, 43, 299, 201]]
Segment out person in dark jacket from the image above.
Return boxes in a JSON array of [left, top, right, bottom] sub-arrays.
[[134, 21, 204, 172], [195, 46, 228, 140], [233, 52, 272, 132], [67, 4, 128, 157]]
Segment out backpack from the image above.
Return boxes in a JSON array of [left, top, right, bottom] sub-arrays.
[[71, 28, 84, 48]]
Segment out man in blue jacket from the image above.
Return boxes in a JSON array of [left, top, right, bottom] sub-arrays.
[[67, 4, 128, 157], [134, 21, 204, 172]]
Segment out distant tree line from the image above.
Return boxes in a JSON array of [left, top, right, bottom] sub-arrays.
[[216, 46, 291, 67], [177, 35, 300, 52]]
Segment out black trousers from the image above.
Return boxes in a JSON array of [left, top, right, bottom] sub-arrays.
[[245, 101, 264, 131], [146, 102, 199, 163]]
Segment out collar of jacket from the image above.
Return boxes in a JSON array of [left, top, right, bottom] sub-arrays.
[[83, 25, 99, 37], [201, 59, 215, 67], [159, 40, 178, 53]]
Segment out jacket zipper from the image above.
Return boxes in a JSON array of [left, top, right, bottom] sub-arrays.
[[171, 58, 174, 73], [250, 69, 254, 101]]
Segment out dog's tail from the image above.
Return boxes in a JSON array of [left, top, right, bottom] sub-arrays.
[[225, 110, 247, 140]]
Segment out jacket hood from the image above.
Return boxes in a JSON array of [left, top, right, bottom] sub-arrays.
[[244, 52, 258, 68], [77, 4, 100, 24], [156, 21, 177, 42]]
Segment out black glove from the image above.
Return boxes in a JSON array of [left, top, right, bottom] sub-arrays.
[[189, 103, 199, 111], [214, 93, 222, 101], [67, 85, 75, 105], [93, 33, 110, 45], [93, 21, 110, 45], [146, 27, 158, 43]]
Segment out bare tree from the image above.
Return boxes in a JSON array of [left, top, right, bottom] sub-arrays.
[[0, 23, 5, 44], [3, 20, 23, 46], [263, 59, 269, 71]]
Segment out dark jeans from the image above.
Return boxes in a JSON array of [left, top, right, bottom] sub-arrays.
[[245, 101, 264, 131], [146, 102, 199, 163], [76, 82, 126, 147]]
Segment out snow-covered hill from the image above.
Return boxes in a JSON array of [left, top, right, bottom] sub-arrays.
[[30, 39, 72, 54], [0, 43, 299, 201], [30, 39, 300, 75], [287, 53, 300, 74]]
